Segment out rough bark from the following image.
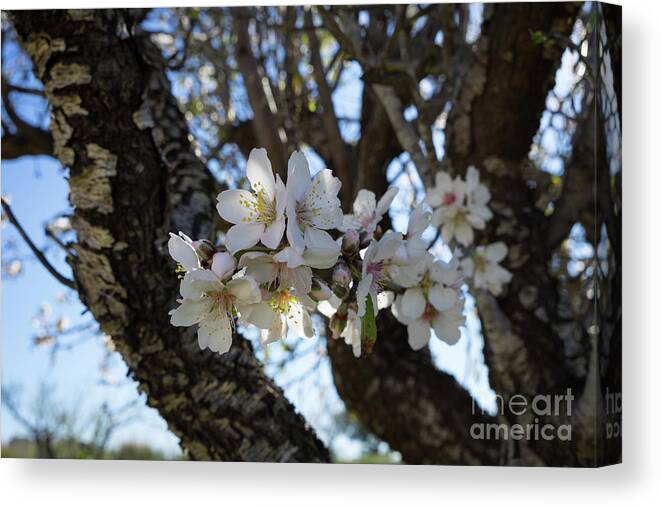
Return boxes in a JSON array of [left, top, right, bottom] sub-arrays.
[[443, 2, 602, 466], [327, 312, 509, 466], [9, 8, 329, 463]]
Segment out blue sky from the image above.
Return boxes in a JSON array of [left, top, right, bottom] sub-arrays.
[[1, 154, 183, 455]]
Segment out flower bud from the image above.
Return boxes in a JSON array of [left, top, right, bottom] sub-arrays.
[[332, 261, 352, 288], [341, 230, 360, 256], [309, 277, 333, 302], [192, 239, 217, 262], [359, 230, 373, 249], [211, 251, 236, 281]]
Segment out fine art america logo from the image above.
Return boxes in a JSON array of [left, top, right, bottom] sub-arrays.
[[470, 389, 574, 442]]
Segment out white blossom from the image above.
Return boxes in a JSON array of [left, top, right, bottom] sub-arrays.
[[257, 289, 316, 345], [285, 151, 343, 256], [169, 269, 262, 354], [391, 257, 465, 350], [426, 170, 489, 247], [461, 241, 512, 296], [216, 148, 287, 253], [168, 147, 506, 358], [340, 187, 398, 234], [238, 251, 313, 295], [356, 230, 402, 318], [465, 166, 493, 224]]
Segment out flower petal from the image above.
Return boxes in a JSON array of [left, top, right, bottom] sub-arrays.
[[287, 301, 314, 338], [168, 233, 199, 271], [428, 285, 457, 312], [401, 288, 426, 320], [375, 187, 399, 217], [407, 202, 430, 236], [369, 231, 402, 263], [180, 269, 218, 299], [407, 319, 431, 350], [227, 276, 261, 303], [225, 223, 265, 254], [287, 151, 311, 203], [286, 211, 306, 253], [391, 294, 414, 325], [465, 165, 480, 191], [454, 221, 474, 246], [377, 290, 395, 309], [305, 169, 343, 230], [261, 217, 286, 249], [432, 313, 462, 345], [216, 189, 258, 224], [282, 265, 313, 294], [198, 313, 233, 354], [170, 298, 211, 327], [240, 301, 277, 329], [261, 315, 286, 345], [303, 228, 341, 269], [274, 175, 287, 215], [273, 246, 306, 269], [356, 273, 373, 318], [485, 241, 508, 263], [246, 148, 275, 201], [352, 189, 377, 219]]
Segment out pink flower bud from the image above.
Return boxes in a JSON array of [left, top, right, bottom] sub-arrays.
[[211, 252, 236, 281], [332, 261, 352, 287], [192, 239, 217, 262], [341, 230, 360, 255]]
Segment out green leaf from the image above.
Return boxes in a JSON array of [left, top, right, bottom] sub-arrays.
[[529, 29, 547, 45], [361, 294, 378, 355]]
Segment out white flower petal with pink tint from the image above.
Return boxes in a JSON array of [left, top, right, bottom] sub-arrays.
[[211, 252, 236, 281]]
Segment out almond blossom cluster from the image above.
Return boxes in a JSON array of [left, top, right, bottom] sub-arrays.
[[167, 148, 512, 357]]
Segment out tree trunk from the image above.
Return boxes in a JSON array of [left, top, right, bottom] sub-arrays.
[[9, 8, 329, 463]]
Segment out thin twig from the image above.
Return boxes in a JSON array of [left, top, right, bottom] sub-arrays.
[[1, 197, 76, 289], [44, 225, 75, 255]]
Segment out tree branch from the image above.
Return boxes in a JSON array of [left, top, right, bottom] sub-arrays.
[[1, 197, 76, 289], [233, 9, 289, 177]]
